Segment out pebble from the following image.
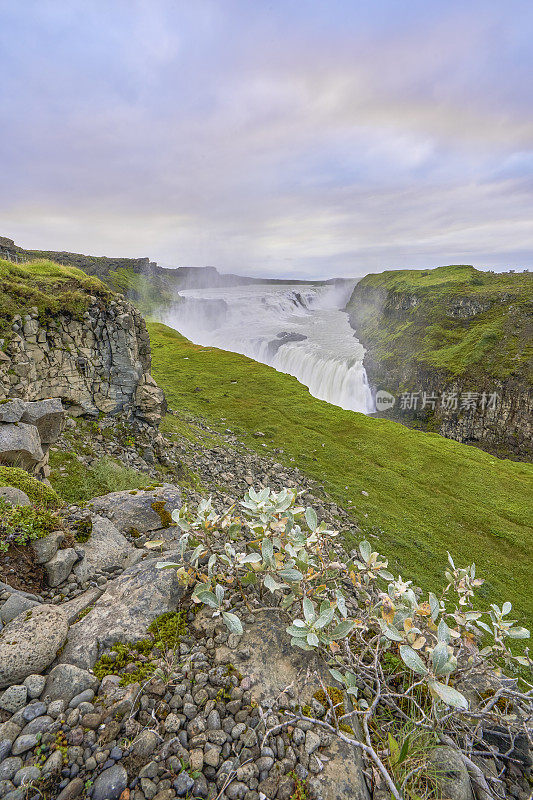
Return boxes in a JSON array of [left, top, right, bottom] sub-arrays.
[[91, 764, 128, 800], [0, 688, 27, 715], [13, 765, 40, 786], [21, 702, 47, 722], [0, 759, 22, 782], [11, 735, 38, 756], [23, 675, 46, 699], [56, 777, 85, 800], [48, 699, 66, 718], [21, 715, 54, 736], [0, 741, 12, 761], [69, 689, 95, 708], [173, 773, 194, 796], [304, 730, 321, 755]]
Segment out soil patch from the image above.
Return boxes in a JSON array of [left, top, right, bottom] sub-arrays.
[[0, 544, 44, 593]]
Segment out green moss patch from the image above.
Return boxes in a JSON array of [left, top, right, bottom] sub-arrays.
[[73, 516, 92, 543], [0, 466, 62, 508], [93, 611, 187, 686]]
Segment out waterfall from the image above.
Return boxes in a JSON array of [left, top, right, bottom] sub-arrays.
[[159, 282, 375, 414]]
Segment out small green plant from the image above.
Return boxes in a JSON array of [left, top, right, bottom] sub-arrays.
[[73, 516, 92, 543], [288, 770, 310, 800], [0, 500, 61, 551]]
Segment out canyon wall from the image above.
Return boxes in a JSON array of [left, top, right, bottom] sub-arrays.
[[347, 267, 532, 460], [0, 296, 165, 427]]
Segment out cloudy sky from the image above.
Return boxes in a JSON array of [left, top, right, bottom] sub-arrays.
[[1, 0, 532, 278]]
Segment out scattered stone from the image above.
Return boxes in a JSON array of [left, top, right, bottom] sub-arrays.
[[11, 734, 38, 756], [304, 730, 321, 755], [0, 758, 23, 781], [0, 487, 30, 507], [44, 548, 79, 587], [43, 663, 99, 704], [87, 485, 181, 534], [13, 765, 40, 786], [32, 532, 65, 565], [20, 398, 65, 445], [0, 423, 43, 470], [173, 773, 195, 797], [56, 777, 85, 800], [429, 746, 474, 800], [23, 674, 46, 699]]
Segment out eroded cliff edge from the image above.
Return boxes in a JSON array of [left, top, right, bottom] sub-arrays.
[[0, 258, 165, 426], [346, 265, 532, 460]]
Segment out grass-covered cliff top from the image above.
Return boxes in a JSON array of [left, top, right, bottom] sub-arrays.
[[0, 258, 112, 337], [347, 265, 533, 381], [357, 263, 532, 294], [148, 321, 533, 625]]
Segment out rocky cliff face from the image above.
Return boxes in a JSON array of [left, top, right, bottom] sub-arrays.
[[347, 268, 533, 460], [0, 296, 165, 426]]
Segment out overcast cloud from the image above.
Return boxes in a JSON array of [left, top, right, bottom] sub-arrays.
[[0, 0, 532, 278]]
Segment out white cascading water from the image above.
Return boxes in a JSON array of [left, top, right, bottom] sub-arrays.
[[159, 282, 375, 414]]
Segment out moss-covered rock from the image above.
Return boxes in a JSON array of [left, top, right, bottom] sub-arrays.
[[0, 466, 62, 508]]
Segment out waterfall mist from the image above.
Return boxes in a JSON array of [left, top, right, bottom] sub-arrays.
[[158, 281, 375, 414]]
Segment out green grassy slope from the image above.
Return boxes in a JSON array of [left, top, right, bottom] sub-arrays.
[[148, 321, 533, 624], [347, 265, 533, 382], [0, 258, 112, 337]]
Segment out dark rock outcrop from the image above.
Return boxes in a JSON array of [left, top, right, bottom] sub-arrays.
[[0, 301, 165, 425]]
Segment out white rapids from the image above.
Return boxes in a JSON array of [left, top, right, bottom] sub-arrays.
[[159, 282, 375, 414]]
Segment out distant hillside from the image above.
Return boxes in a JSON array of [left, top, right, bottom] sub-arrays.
[[346, 265, 533, 459], [0, 236, 341, 313]]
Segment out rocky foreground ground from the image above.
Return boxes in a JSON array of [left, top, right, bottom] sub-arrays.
[[0, 403, 530, 800]]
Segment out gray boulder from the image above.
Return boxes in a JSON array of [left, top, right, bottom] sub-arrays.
[[0, 488, 30, 507], [0, 594, 40, 625], [44, 548, 79, 587], [88, 484, 181, 535], [60, 555, 184, 669], [0, 423, 43, 469], [32, 532, 65, 565], [43, 663, 99, 704], [134, 373, 166, 425], [0, 400, 25, 424], [429, 746, 473, 800], [20, 399, 64, 445], [0, 605, 68, 688], [72, 515, 137, 583]]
